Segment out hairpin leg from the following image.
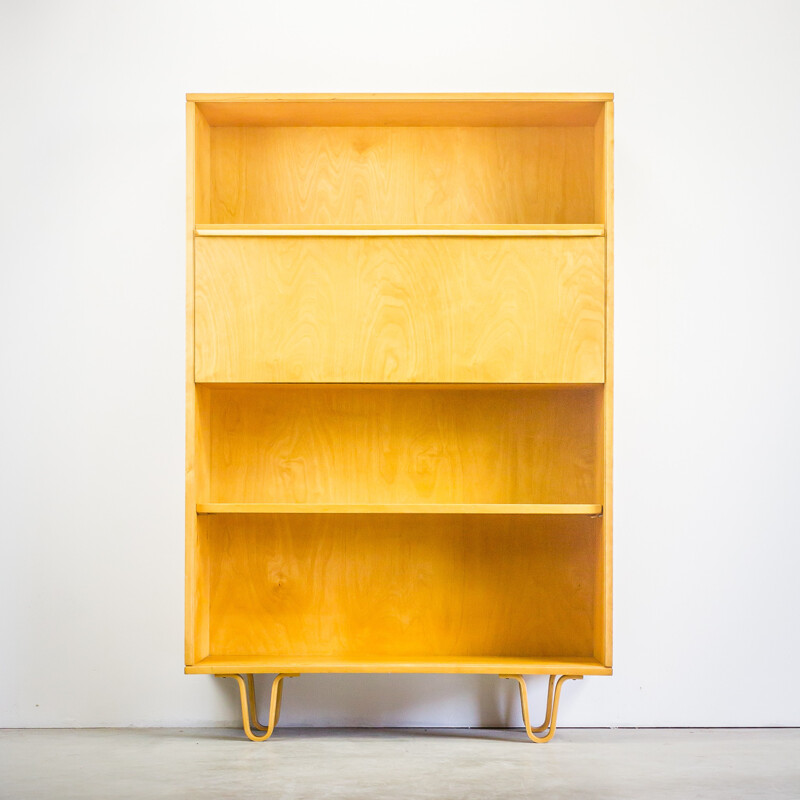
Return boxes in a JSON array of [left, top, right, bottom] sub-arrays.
[[217, 673, 299, 741], [499, 674, 582, 742]]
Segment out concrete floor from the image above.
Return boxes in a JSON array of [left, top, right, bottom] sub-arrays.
[[0, 728, 798, 799]]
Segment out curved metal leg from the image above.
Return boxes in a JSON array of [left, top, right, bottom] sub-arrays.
[[500, 674, 582, 742], [218, 673, 299, 741]]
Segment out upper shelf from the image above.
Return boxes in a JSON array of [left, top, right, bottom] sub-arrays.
[[195, 224, 605, 238]]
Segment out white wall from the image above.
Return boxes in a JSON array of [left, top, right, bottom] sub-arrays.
[[1, 0, 799, 728]]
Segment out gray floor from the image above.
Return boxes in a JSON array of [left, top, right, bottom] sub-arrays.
[[1, 728, 798, 799]]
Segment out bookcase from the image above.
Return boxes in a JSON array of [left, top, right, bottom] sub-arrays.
[[185, 93, 614, 742]]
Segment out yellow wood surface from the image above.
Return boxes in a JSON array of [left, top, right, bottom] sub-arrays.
[[187, 655, 611, 676], [195, 236, 605, 383], [205, 126, 596, 225], [600, 100, 614, 666], [199, 384, 601, 504], [197, 503, 602, 515], [185, 102, 208, 664], [191, 110, 211, 227], [185, 103, 197, 664], [195, 224, 605, 237], [185, 95, 614, 695], [189, 93, 610, 127], [202, 514, 600, 659]]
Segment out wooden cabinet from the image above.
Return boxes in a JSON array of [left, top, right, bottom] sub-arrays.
[[185, 94, 614, 742]]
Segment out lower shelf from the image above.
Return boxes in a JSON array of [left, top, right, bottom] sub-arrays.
[[186, 655, 611, 676]]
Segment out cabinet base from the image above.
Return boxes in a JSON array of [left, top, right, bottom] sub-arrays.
[[218, 672, 582, 742]]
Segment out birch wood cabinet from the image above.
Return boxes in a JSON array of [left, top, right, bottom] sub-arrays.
[[185, 93, 614, 742]]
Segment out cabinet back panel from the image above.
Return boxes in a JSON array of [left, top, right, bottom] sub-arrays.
[[205, 126, 596, 225], [204, 385, 601, 504], [206, 514, 599, 658], [194, 236, 605, 383]]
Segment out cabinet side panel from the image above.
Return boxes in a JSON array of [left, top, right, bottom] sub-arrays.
[[185, 102, 196, 664], [195, 111, 211, 223], [593, 109, 606, 225], [193, 389, 211, 657], [186, 103, 211, 663], [597, 100, 614, 666], [192, 516, 211, 658]]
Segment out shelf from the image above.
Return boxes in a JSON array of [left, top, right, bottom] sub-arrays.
[[195, 224, 605, 237], [196, 503, 602, 515], [186, 655, 611, 676]]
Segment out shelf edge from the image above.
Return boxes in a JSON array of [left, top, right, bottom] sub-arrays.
[[186, 656, 611, 676], [195, 224, 605, 238], [196, 503, 603, 515]]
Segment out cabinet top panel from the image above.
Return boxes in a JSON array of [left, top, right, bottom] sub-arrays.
[[188, 93, 613, 127]]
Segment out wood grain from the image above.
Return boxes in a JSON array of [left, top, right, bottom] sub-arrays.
[[200, 385, 602, 504], [205, 514, 600, 659], [194, 110, 211, 226], [205, 126, 596, 225], [194, 236, 605, 383], [185, 102, 207, 665]]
